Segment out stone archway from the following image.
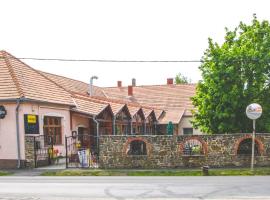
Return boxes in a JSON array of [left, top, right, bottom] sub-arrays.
[[122, 137, 152, 156], [234, 135, 264, 156], [179, 136, 208, 155]]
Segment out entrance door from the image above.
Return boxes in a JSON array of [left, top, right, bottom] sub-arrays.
[[78, 127, 91, 148]]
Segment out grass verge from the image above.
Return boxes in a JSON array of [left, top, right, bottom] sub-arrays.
[[0, 171, 12, 176], [41, 167, 270, 176]]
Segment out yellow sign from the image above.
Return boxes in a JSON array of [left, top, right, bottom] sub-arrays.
[[27, 115, 36, 124]]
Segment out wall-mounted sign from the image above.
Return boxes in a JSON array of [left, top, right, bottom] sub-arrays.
[[24, 114, 39, 134], [0, 106, 7, 119], [27, 115, 37, 123]]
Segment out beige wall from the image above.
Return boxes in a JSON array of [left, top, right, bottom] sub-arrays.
[[0, 102, 72, 161], [178, 116, 203, 135], [71, 113, 90, 132], [0, 103, 21, 160]]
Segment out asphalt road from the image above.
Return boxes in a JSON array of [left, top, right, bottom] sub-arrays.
[[0, 176, 270, 200]]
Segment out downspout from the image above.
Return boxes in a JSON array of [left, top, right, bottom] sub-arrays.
[[154, 122, 157, 135], [16, 98, 22, 168], [113, 116, 116, 135], [93, 116, 99, 157], [130, 120, 133, 135], [144, 120, 147, 135]]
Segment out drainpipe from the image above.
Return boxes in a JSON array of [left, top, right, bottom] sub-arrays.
[[130, 120, 133, 135], [144, 120, 147, 135], [154, 122, 157, 135], [93, 116, 99, 157], [16, 98, 22, 168], [113, 116, 116, 135]]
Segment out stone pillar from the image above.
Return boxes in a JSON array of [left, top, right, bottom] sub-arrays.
[[25, 136, 35, 168]]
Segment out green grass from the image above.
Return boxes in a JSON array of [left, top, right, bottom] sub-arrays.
[[41, 167, 270, 176], [0, 171, 12, 176]]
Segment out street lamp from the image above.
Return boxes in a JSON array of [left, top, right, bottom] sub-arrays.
[[246, 103, 262, 171], [89, 76, 98, 97]]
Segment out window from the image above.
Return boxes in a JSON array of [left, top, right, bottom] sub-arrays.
[[237, 138, 259, 155], [127, 140, 147, 155], [43, 116, 62, 145], [183, 128, 193, 135], [183, 139, 203, 155]]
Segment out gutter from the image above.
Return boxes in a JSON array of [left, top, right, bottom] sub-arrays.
[[93, 116, 100, 159], [15, 98, 23, 168]]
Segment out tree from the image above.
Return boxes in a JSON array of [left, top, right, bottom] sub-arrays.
[[192, 15, 270, 134], [175, 73, 191, 84], [166, 121, 174, 135]]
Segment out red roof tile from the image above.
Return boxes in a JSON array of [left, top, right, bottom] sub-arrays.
[[0, 51, 74, 106]]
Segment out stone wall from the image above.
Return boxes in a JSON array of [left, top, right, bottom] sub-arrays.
[[99, 134, 270, 169], [25, 136, 35, 168]]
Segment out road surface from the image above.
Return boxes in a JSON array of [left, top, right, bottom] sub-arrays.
[[0, 176, 270, 199]]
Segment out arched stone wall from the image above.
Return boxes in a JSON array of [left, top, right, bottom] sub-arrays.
[[179, 136, 208, 155], [234, 135, 264, 156], [122, 137, 152, 156], [98, 134, 270, 169]]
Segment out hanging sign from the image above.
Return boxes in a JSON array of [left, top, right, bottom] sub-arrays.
[[246, 103, 262, 120], [0, 106, 7, 119]]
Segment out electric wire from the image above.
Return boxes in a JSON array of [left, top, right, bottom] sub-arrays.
[[0, 56, 203, 63]]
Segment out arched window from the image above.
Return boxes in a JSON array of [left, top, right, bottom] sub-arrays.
[[237, 138, 259, 155], [183, 139, 204, 155], [127, 140, 147, 155]]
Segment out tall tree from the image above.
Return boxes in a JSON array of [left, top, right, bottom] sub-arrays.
[[192, 15, 270, 134], [175, 73, 191, 84]]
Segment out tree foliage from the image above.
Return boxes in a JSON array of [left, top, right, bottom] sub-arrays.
[[175, 73, 191, 84], [192, 15, 270, 134]]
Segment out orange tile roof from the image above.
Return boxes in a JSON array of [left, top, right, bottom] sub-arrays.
[[102, 84, 195, 115], [158, 108, 185, 124], [0, 50, 195, 124], [41, 71, 106, 97], [0, 51, 74, 106], [72, 95, 110, 116]]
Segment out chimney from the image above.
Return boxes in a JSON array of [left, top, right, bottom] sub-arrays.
[[128, 85, 133, 96], [167, 78, 174, 85], [132, 78, 136, 86], [117, 81, 122, 87]]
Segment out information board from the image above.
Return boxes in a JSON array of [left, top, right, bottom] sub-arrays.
[[24, 114, 40, 134]]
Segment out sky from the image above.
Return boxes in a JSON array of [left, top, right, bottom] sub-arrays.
[[1, 0, 270, 87]]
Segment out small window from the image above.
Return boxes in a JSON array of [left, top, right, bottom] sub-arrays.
[[183, 139, 203, 155], [43, 116, 62, 145], [127, 140, 147, 155], [183, 128, 193, 135]]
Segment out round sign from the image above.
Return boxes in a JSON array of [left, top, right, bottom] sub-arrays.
[[246, 103, 262, 120], [0, 105, 7, 119]]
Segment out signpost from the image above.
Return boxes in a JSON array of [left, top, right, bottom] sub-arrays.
[[246, 103, 262, 171]]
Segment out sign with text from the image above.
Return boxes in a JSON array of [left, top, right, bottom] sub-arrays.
[[246, 103, 262, 120], [24, 114, 39, 134], [27, 115, 37, 123]]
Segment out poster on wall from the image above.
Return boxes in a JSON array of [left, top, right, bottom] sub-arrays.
[[24, 114, 40, 134]]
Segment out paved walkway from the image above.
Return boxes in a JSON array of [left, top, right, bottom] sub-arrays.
[[7, 163, 66, 176]]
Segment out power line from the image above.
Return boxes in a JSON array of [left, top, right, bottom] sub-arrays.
[[0, 56, 203, 63]]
